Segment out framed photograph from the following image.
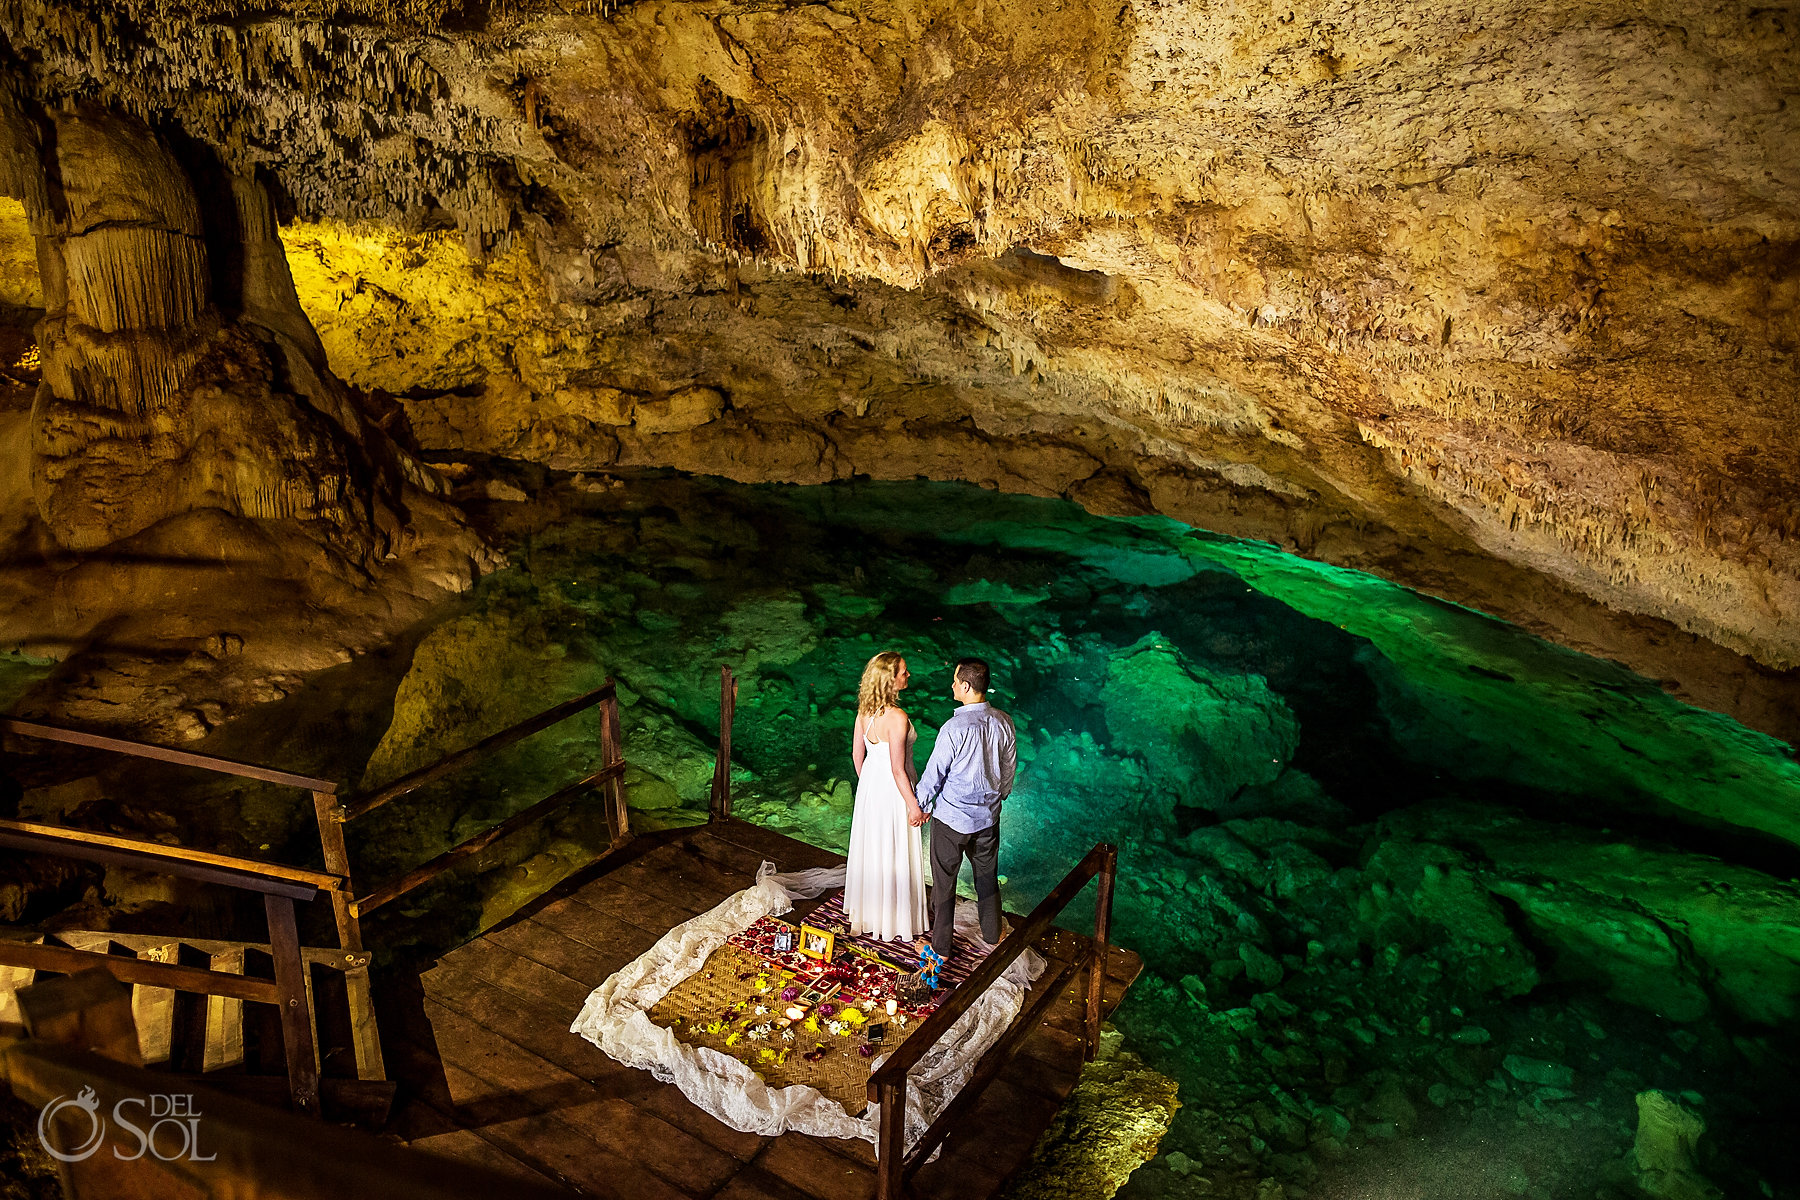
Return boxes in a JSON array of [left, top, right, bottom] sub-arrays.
[[798, 924, 836, 961], [771, 924, 796, 955]]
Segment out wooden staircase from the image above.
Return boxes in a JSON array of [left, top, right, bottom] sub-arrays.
[[0, 928, 392, 1120], [0, 682, 631, 1121]]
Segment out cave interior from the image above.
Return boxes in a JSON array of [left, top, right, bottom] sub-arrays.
[[0, 1, 1797, 1198]]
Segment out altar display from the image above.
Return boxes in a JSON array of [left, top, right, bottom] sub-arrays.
[[571, 863, 1042, 1150]]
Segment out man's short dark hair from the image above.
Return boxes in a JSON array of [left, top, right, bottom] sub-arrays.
[[955, 658, 990, 695]]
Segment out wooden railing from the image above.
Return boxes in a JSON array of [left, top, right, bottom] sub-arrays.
[[0, 719, 340, 794], [867, 841, 1118, 1200], [1, 683, 633, 1111], [323, 680, 630, 928], [709, 665, 738, 821], [0, 815, 339, 1114]]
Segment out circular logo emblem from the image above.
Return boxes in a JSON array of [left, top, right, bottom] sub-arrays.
[[38, 1086, 105, 1163]]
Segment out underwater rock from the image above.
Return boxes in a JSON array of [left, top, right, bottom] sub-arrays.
[[1387, 803, 1800, 1025], [1000, 1052, 1180, 1200], [1356, 837, 1541, 1000], [1502, 1055, 1574, 1088], [1631, 1091, 1723, 1200], [717, 593, 820, 676], [1239, 944, 1285, 989], [1101, 636, 1298, 816], [619, 711, 718, 809], [361, 610, 598, 791]]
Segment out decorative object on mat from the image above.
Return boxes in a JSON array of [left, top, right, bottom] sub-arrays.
[[727, 915, 935, 1014], [798, 924, 836, 960], [802, 891, 1000, 990], [570, 863, 1045, 1153], [896, 970, 937, 1009], [771, 923, 795, 955]]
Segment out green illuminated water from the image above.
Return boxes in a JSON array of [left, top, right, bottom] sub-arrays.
[[336, 472, 1798, 1200], [16, 472, 1793, 1199]]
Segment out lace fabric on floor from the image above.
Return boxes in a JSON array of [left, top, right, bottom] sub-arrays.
[[569, 862, 1045, 1153]]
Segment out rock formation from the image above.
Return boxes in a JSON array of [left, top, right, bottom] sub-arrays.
[[0, 90, 490, 733], [3, 0, 1794, 739]]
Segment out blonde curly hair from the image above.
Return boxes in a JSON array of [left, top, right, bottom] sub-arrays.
[[857, 651, 906, 718]]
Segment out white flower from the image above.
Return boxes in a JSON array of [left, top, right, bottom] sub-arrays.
[[782, 1029, 796, 1042], [754, 1005, 768, 1015]]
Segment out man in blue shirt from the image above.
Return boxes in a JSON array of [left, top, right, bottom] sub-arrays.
[[917, 657, 1017, 958]]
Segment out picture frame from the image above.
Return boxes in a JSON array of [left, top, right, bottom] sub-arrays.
[[798, 924, 836, 961], [771, 924, 796, 955]]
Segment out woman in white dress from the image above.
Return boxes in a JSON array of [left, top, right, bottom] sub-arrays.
[[844, 651, 929, 943]]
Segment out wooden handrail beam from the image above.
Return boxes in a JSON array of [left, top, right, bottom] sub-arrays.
[[0, 719, 338, 793], [0, 939, 282, 1005], [900, 952, 1088, 1177], [868, 842, 1111, 1096], [351, 762, 624, 918], [0, 818, 342, 895], [342, 682, 617, 822]]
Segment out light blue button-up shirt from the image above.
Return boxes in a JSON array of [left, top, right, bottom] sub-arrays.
[[917, 702, 1017, 835]]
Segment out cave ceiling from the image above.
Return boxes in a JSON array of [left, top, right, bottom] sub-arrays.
[[0, 0, 1797, 738]]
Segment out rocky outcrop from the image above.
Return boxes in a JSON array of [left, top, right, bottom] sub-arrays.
[[0, 93, 491, 734], [1000, 1048, 1181, 1200], [0, 0, 1796, 741]]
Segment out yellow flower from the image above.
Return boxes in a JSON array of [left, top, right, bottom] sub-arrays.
[[841, 1007, 866, 1026], [725, 1032, 740, 1047]]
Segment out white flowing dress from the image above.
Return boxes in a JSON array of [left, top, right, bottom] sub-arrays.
[[844, 730, 927, 942]]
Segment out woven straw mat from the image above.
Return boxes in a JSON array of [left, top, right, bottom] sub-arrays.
[[647, 943, 921, 1115]]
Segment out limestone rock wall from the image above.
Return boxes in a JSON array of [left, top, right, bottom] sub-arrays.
[[0, 90, 492, 734], [1, 0, 1796, 731]]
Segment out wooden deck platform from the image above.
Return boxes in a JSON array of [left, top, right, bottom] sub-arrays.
[[380, 820, 1143, 1200]]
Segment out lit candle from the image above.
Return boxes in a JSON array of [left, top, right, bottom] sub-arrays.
[[885, 999, 898, 1016], [785, 1006, 806, 1021]]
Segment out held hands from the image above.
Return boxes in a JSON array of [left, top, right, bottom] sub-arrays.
[[907, 803, 929, 828]]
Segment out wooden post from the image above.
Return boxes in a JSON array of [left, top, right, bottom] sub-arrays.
[[599, 681, 631, 842], [129, 940, 181, 1066], [1085, 842, 1117, 1062], [202, 946, 246, 1072], [311, 791, 384, 1082], [710, 665, 737, 822], [875, 1075, 907, 1200], [264, 895, 320, 1116]]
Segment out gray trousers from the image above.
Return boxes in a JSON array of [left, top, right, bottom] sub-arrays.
[[929, 819, 1001, 957]]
